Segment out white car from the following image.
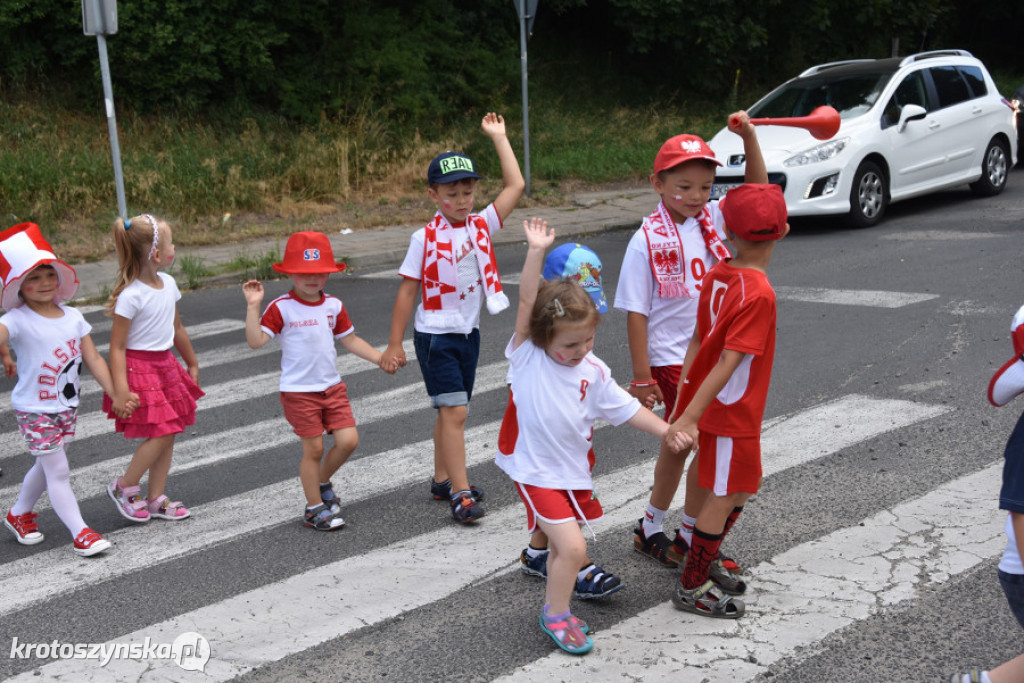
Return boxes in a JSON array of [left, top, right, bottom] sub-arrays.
[[707, 50, 1018, 227]]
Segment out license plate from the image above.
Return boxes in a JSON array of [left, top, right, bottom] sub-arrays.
[[711, 183, 741, 200]]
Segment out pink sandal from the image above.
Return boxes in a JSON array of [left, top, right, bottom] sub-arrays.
[[147, 495, 190, 521], [107, 478, 150, 523]]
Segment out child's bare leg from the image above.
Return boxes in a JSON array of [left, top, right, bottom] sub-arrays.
[[432, 417, 447, 483], [991, 654, 1024, 682], [321, 427, 358, 482], [538, 519, 587, 615], [436, 405, 469, 493], [122, 434, 175, 490], [696, 491, 751, 536], [649, 442, 691, 511], [298, 436, 327, 507], [143, 437, 178, 500], [531, 529, 549, 549], [682, 453, 708, 519]]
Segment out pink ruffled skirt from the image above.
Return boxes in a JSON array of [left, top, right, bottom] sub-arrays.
[[103, 349, 205, 439]]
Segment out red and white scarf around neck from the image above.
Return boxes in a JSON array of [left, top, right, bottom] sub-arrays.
[[421, 211, 509, 324], [641, 201, 731, 299]]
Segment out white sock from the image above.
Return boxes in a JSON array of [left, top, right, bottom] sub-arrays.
[[679, 513, 697, 546], [577, 564, 596, 582], [525, 545, 546, 558], [37, 449, 87, 538], [11, 460, 47, 516], [642, 504, 667, 537]]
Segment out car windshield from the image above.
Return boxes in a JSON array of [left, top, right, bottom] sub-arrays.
[[749, 71, 892, 120]]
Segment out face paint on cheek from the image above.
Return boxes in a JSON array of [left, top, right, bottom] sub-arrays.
[[673, 195, 684, 200], [442, 200, 453, 207]]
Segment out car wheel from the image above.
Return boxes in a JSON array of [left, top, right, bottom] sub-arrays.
[[846, 161, 887, 228], [970, 137, 1010, 197]]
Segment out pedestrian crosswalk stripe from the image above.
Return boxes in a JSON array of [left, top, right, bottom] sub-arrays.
[[774, 286, 938, 308], [499, 462, 1002, 682], [93, 318, 245, 352], [1, 394, 952, 677]]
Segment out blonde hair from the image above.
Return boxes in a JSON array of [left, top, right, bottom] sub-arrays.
[[105, 214, 168, 315], [528, 279, 601, 349]]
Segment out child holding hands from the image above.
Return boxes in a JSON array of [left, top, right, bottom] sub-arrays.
[[496, 218, 689, 654], [383, 112, 525, 524], [0, 223, 136, 556], [244, 231, 397, 531], [105, 214, 205, 524]]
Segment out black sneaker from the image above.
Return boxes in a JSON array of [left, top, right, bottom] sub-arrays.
[[320, 482, 342, 516], [303, 504, 345, 531], [450, 491, 485, 523], [431, 479, 484, 502]]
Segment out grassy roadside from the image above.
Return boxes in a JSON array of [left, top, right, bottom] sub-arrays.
[[0, 93, 722, 264]]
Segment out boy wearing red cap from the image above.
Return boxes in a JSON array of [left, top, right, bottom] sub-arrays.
[[624, 113, 767, 571], [382, 112, 524, 524], [243, 231, 396, 531], [665, 183, 789, 618]]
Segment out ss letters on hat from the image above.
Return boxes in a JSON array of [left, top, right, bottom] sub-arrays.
[[0, 223, 79, 311]]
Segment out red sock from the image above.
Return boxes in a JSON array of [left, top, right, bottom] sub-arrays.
[[681, 527, 723, 590]]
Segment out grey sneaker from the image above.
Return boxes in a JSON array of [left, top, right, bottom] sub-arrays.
[[303, 504, 345, 531]]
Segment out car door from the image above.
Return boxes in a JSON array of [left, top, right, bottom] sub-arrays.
[[879, 70, 946, 199], [924, 64, 982, 179]]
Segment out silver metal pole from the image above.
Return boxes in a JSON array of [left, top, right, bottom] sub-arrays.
[[90, 0, 127, 219], [518, 0, 531, 198]]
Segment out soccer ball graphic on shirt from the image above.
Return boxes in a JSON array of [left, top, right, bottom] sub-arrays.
[[56, 357, 82, 408]]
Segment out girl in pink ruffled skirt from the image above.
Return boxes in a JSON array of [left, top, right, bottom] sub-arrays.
[[103, 214, 205, 524]]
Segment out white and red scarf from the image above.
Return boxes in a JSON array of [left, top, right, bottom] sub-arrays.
[[641, 201, 730, 299], [421, 211, 509, 325]]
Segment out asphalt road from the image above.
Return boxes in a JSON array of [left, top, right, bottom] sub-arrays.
[[1, 170, 1023, 682]]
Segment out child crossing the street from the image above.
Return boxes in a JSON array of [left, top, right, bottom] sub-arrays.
[[105, 214, 205, 525], [498, 218, 689, 654], [625, 112, 767, 575], [382, 112, 525, 523], [0, 223, 136, 556], [666, 183, 788, 619], [244, 231, 397, 531]]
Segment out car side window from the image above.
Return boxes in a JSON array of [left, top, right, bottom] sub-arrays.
[[881, 71, 929, 129], [930, 65, 972, 109], [956, 65, 987, 98]]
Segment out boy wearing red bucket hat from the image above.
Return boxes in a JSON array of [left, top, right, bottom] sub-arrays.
[[626, 112, 767, 574], [0, 223, 137, 556], [243, 231, 397, 531], [664, 183, 788, 619]]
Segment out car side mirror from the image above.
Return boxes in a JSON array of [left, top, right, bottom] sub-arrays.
[[898, 104, 927, 132]]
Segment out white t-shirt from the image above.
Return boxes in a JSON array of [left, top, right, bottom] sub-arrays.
[[1, 304, 91, 413], [495, 336, 640, 490], [613, 203, 726, 367], [398, 203, 502, 335], [1000, 513, 1024, 575], [259, 291, 354, 392], [114, 272, 181, 351]]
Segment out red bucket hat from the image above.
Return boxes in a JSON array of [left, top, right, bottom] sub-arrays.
[[0, 223, 79, 311], [272, 231, 347, 275]]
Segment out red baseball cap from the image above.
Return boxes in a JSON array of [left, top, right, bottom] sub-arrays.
[[272, 231, 347, 274], [720, 184, 788, 242], [653, 134, 722, 174]]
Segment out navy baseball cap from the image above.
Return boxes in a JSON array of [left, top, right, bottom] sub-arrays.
[[427, 152, 482, 185]]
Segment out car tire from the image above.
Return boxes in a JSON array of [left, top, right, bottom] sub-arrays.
[[969, 137, 1010, 197], [846, 161, 887, 228]]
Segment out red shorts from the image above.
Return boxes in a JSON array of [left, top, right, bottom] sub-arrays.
[[514, 482, 603, 533], [280, 382, 356, 439], [651, 364, 682, 417], [697, 432, 762, 496]]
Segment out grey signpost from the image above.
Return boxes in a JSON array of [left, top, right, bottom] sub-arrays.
[[514, 0, 538, 198], [82, 0, 127, 220]]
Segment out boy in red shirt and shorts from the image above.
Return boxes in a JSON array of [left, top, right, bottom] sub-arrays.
[[666, 183, 789, 618]]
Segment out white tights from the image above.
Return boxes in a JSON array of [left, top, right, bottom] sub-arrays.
[[11, 448, 86, 538]]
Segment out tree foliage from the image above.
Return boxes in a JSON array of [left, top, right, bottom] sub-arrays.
[[0, 0, 1019, 124]]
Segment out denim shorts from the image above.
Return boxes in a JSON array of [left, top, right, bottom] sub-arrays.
[[414, 329, 480, 408], [999, 569, 1024, 630]]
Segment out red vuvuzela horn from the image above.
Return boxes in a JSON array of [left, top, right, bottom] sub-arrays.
[[730, 105, 841, 140]]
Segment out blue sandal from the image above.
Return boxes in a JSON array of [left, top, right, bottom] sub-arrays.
[[540, 609, 593, 655]]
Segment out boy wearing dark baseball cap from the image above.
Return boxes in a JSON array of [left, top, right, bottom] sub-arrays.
[[665, 183, 789, 619], [384, 112, 525, 524]]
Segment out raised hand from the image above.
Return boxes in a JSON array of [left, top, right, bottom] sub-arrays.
[[481, 112, 507, 139], [523, 217, 555, 250]]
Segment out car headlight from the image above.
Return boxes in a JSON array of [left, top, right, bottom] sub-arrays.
[[783, 137, 849, 167]]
